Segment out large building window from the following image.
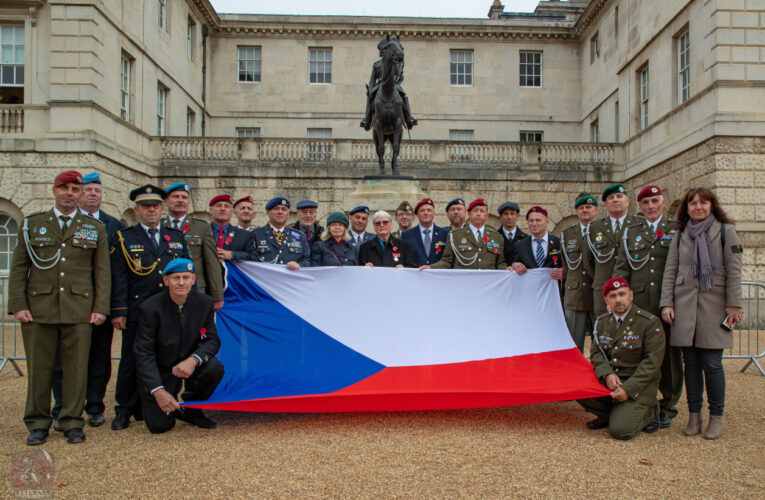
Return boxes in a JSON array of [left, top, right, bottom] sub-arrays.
[[449, 129, 474, 161], [520, 131, 543, 142], [519, 51, 542, 87], [0, 25, 24, 103], [307, 128, 332, 160], [187, 17, 196, 60], [450, 50, 473, 86], [309, 48, 332, 84], [157, 84, 167, 136], [639, 64, 649, 130], [236, 127, 261, 138], [590, 120, 599, 143], [677, 30, 690, 104], [186, 108, 195, 136], [158, 0, 167, 31], [120, 53, 132, 122], [238, 46, 261, 82], [590, 32, 599, 64], [0, 213, 19, 274]]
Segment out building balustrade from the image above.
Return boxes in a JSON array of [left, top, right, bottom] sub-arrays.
[[0, 106, 24, 133]]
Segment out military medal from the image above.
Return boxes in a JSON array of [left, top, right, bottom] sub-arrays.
[[595, 233, 603, 242]]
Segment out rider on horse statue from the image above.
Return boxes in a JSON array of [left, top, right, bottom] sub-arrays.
[[360, 36, 417, 131]]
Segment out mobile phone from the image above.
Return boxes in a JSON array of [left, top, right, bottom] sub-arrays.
[[720, 314, 737, 332]]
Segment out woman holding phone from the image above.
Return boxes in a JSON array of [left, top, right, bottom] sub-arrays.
[[660, 188, 743, 440]]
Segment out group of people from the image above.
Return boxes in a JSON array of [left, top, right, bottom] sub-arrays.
[[8, 170, 743, 445]]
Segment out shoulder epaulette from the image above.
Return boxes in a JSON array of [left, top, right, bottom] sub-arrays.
[[25, 210, 47, 219], [563, 223, 580, 234], [597, 312, 611, 322], [189, 217, 209, 224], [636, 308, 656, 320]]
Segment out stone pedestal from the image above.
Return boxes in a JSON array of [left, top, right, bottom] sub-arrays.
[[347, 177, 426, 213]]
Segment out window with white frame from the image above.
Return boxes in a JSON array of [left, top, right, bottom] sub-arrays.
[[307, 128, 332, 160], [590, 32, 599, 64], [449, 129, 474, 161], [614, 101, 619, 142], [238, 46, 261, 82], [186, 108, 195, 136], [236, 128, 261, 138], [450, 50, 473, 86], [678, 30, 690, 104], [0, 25, 24, 88], [187, 17, 196, 60], [520, 131, 543, 143], [157, 84, 167, 136], [120, 53, 132, 121], [614, 6, 619, 38], [639, 64, 649, 130], [590, 120, 599, 143], [519, 51, 542, 87], [158, 0, 167, 30], [309, 48, 332, 84], [0, 213, 19, 274]]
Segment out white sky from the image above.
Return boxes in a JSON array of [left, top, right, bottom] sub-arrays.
[[209, 0, 542, 18]]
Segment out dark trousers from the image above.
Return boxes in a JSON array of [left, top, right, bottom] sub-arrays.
[[658, 321, 684, 418], [52, 320, 115, 417], [114, 321, 142, 419], [682, 347, 725, 416], [141, 357, 224, 434]]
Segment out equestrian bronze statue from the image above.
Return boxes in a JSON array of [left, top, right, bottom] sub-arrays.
[[361, 34, 417, 176]]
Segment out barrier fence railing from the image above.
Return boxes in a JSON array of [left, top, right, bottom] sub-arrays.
[[1, 277, 763, 376]]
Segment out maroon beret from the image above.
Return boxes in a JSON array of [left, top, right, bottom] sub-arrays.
[[637, 185, 663, 202], [233, 195, 254, 209], [603, 277, 630, 297], [467, 198, 488, 211], [54, 170, 83, 187], [209, 194, 232, 207], [525, 206, 548, 219], [414, 198, 435, 214]]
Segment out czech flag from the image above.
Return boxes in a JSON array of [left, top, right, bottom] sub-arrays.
[[186, 263, 610, 412]]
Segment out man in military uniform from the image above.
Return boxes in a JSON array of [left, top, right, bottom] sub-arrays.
[[162, 182, 224, 312], [497, 201, 528, 266], [392, 200, 415, 238], [8, 170, 110, 445], [292, 199, 323, 248], [348, 205, 375, 258], [424, 199, 507, 270], [445, 198, 467, 231], [578, 278, 665, 439], [252, 197, 311, 268], [614, 185, 682, 428], [583, 184, 642, 316], [233, 195, 256, 231], [51, 172, 124, 429], [561, 194, 599, 352], [110, 185, 190, 430], [209, 194, 257, 263]]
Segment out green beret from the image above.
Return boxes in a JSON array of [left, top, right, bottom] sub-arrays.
[[602, 184, 627, 201], [326, 211, 349, 228], [397, 201, 413, 213], [574, 195, 598, 208]]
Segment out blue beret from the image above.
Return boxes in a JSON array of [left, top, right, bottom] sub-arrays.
[[498, 202, 520, 215], [445, 198, 465, 211], [349, 205, 369, 215], [266, 197, 290, 210], [296, 199, 318, 209], [82, 172, 101, 185], [166, 182, 190, 194], [163, 258, 194, 275]]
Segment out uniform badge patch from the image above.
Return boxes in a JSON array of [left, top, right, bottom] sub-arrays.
[[732, 245, 743, 254], [39, 227, 47, 235]]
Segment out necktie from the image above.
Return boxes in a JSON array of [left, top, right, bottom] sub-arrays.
[[172, 218, 180, 230], [651, 223, 657, 237], [535, 238, 545, 267], [616, 318, 622, 330], [306, 227, 312, 242], [273, 228, 283, 245], [423, 228, 431, 257], [59, 215, 71, 231], [148, 228, 159, 249], [615, 219, 622, 234], [217, 227, 224, 249], [357, 234, 362, 246], [476, 229, 482, 242]]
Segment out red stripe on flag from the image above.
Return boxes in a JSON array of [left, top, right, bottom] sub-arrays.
[[186, 348, 610, 413]]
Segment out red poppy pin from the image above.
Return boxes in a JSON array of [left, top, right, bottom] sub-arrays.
[[392, 246, 398, 251], [225, 237, 233, 244], [182, 225, 190, 232], [200, 327, 207, 339], [552, 255, 559, 264], [655, 230, 664, 238], [164, 235, 171, 242], [436, 247, 442, 254], [493, 248, 498, 254], [483, 236, 489, 243]]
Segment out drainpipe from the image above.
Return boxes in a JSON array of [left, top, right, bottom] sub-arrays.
[[201, 24, 208, 137]]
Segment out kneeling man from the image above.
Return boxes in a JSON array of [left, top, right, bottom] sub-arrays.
[[134, 258, 224, 433], [578, 277, 665, 440]]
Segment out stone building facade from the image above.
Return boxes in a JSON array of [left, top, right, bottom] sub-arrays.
[[0, 0, 763, 280]]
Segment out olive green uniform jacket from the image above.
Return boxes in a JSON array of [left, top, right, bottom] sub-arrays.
[[161, 215, 223, 301], [8, 210, 111, 322], [560, 223, 593, 312], [430, 226, 506, 270]]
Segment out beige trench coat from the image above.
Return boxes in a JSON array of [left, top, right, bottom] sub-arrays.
[[660, 220, 742, 349]]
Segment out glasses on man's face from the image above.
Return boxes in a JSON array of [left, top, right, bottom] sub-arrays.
[[373, 220, 391, 226]]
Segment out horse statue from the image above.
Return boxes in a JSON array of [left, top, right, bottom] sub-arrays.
[[364, 34, 416, 176]]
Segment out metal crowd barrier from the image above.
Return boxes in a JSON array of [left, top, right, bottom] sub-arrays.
[[1, 277, 763, 376]]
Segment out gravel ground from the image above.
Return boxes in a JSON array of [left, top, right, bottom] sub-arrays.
[[1, 354, 763, 499]]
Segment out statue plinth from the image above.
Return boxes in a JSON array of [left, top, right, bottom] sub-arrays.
[[348, 177, 425, 213]]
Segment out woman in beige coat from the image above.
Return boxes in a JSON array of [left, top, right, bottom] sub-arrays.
[[660, 188, 742, 440]]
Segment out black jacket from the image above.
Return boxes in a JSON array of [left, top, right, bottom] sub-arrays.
[[512, 233, 563, 269], [292, 221, 324, 248], [211, 223, 256, 261], [311, 239, 358, 266], [358, 236, 417, 268], [134, 289, 220, 394], [500, 226, 528, 267]]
